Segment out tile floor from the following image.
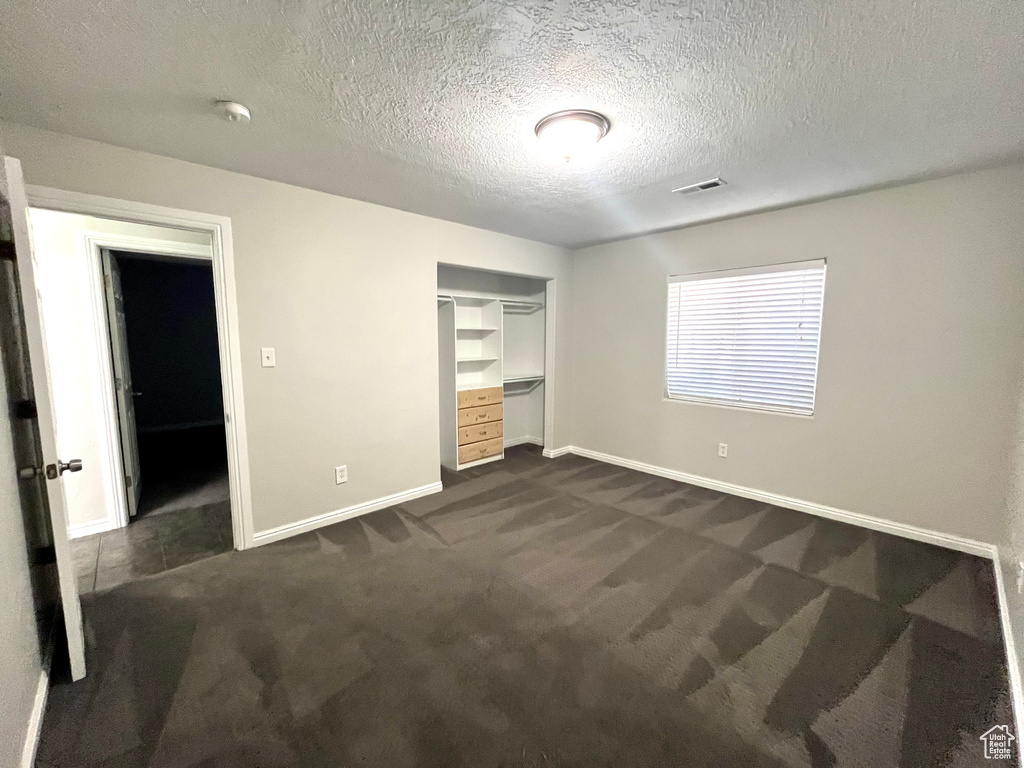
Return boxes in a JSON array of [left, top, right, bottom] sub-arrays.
[[72, 500, 233, 594]]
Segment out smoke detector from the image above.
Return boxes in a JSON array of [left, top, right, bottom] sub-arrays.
[[215, 101, 251, 124], [672, 178, 726, 195]]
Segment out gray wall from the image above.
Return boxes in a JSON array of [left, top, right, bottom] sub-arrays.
[[0, 121, 572, 538], [1002, 387, 1024, 728], [570, 164, 1024, 544]]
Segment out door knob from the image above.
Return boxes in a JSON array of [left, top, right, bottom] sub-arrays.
[[59, 459, 83, 475], [44, 459, 83, 479]]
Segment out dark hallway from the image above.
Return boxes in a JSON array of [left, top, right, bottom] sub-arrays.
[[136, 426, 228, 519], [72, 253, 232, 594]]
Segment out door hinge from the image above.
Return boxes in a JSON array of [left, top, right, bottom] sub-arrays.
[[32, 545, 56, 566], [0, 240, 15, 262], [13, 399, 37, 419], [126, 475, 133, 488]]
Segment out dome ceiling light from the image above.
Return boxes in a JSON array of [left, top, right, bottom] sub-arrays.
[[534, 109, 610, 161]]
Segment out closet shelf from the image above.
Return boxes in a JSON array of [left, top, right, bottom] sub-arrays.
[[437, 293, 496, 306], [437, 293, 543, 312], [457, 382, 497, 391], [456, 356, 499, 364], [456, 326, 499, 333]]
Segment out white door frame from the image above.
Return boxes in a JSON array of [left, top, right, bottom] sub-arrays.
[[27, 186, 255, 550], [86, 233, 215, 530]]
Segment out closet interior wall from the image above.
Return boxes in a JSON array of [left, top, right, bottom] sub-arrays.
[[437, 265, 547, 471]]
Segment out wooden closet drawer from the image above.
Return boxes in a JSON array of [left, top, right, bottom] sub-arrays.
[[458, 421, 503, 446], [457, 386, 503, 409], [457, 404, 502, 427], [458, 436, 503, 465]]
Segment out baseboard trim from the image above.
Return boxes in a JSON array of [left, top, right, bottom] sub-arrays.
[[20, 626, 53, 768], [504, 436, 543, 449], [542, 445, 573, 459], [251, 482, 443, 547], [68, 517, 117, 539], [992, 549, 1024, 749], [566, 446, 995, 558]]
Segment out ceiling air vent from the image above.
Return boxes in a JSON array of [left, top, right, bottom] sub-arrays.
[[672, 177, 726, 195]]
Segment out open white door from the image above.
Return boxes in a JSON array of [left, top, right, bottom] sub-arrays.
[[2, 156, 87, 680], [100, 249, 142, 518]]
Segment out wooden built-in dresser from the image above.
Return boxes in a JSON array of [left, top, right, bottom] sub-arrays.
[[456, 386, 503, 465]]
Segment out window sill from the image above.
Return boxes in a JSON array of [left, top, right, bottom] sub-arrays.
[[662, 395, 814, 419]]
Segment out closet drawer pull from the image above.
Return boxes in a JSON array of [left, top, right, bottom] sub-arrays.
[[458, 421, 503, 446], [457, 386, 503, 409], [457, 404, 502, 427], [458, 437, 503, 464]]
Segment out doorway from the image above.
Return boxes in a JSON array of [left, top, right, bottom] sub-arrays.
[[104, 251, 229, 520], [2, 168, 252, 680], [27, 209, 239, 593], [83, 250, 232, 585]]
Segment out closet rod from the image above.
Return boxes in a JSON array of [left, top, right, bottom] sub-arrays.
[[500, 299, 543, 314], [435, 292, 543, 310], [503, 380, 543, 394]]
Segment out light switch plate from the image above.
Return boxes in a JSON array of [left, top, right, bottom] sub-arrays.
[[261, 347, 275, 368]]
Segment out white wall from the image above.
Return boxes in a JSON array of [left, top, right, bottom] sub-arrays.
[[570, 164, 1024, 544], [28, 208, 212, 537], [1, 121, 572, 540]]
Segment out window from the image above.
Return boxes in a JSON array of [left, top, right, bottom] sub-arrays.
[[665, 260, 826, 415]]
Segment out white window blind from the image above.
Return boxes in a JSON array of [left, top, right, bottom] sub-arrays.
[[665, 260, 826, 415]]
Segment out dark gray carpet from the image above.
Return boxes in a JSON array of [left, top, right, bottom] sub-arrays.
[[39, 446, 1014, 767]]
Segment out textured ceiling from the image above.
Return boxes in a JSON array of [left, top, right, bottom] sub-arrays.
[[2, 0, 1023, 248]]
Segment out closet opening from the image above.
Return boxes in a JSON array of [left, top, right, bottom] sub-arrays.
[[437, 265, 550, 480]]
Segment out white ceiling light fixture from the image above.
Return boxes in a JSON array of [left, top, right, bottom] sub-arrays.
[[535, 109, 610, 161], [215, 100, 251, 124]]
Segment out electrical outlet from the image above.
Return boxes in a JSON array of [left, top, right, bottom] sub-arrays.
[[260, 347, 276, 368], [335, 465, 348, 485], [1017, 560, 1024, 594], [718, 443, 728, 458]]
